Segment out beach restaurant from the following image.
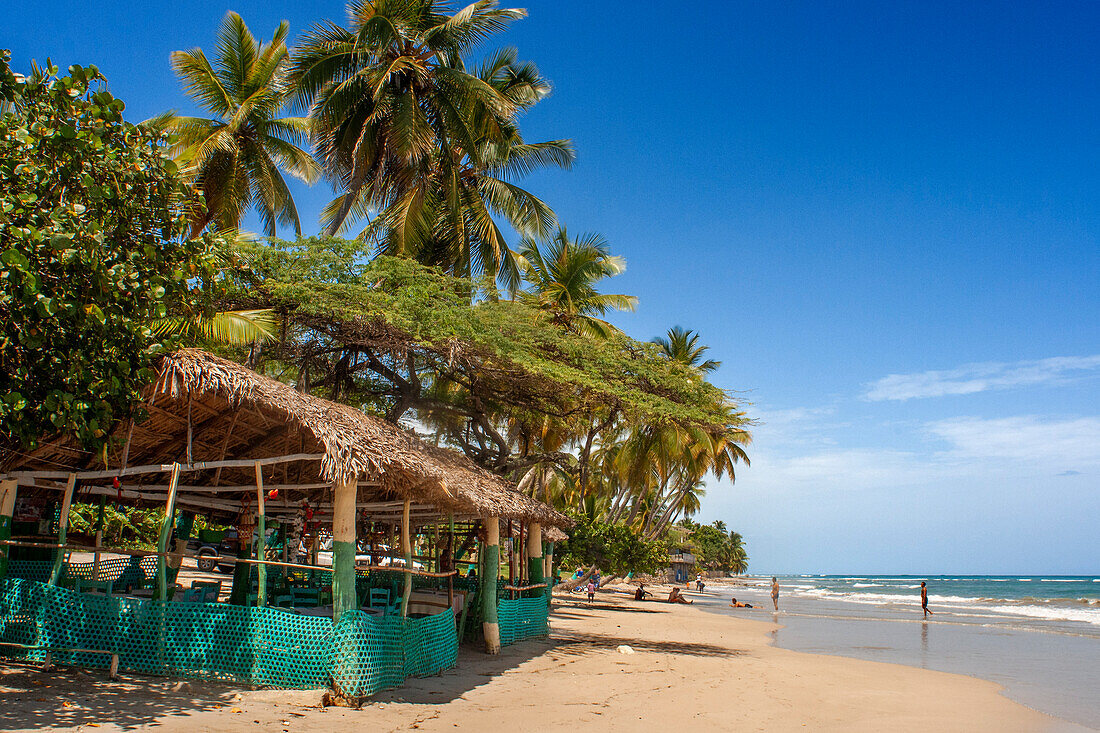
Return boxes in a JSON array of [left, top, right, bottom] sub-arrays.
[[0, 349, 570, 701]]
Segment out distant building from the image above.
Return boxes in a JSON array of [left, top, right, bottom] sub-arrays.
[[668, 551, 696, 583]]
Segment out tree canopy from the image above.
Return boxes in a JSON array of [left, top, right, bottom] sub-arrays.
[[0, 56, 220, 456]]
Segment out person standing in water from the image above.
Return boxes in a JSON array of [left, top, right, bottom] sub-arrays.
[[921, 581, 933, 617], [771, 577, 780, 610]]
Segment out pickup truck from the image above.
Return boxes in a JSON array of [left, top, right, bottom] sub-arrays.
[[191, 528, 281, 573]]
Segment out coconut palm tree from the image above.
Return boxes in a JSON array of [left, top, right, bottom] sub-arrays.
[[359, 47, 574, 287], [653, 326, 721, 374], [290, 1, 520, 229], [163, 12, 320, 236], [515, 228, 638, 338]]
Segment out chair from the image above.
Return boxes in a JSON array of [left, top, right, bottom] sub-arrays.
[[81, 580, 114, 597], [291, 587, 321, 608], [367, 588, 391, 610], [188, 580, 221, 603]]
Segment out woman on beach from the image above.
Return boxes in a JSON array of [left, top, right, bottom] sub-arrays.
[[668, 587, 692, 604], [730, 597, 754, 608]]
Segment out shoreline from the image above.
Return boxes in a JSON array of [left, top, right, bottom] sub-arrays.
[[0, 583, 1075, 732]]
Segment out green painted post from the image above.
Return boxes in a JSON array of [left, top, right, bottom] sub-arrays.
[[331, 478, 358, 623], [254, 464, 267, 608], [0, 480, 17, 580], [400, 499, 412, 617], [229, 534, 253, 606], [481, 518, 501, 654], [165, 511, 195, 601], [526, 522, 544, 590]]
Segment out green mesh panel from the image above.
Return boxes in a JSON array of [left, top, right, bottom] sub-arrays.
[[497, 596, 549, 645], [0, 577, 457, 694], [9, 558, 158, 589]]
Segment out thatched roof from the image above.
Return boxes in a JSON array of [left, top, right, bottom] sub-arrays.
[[2, 349, 570, 529]]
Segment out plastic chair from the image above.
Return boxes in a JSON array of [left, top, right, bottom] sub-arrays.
[[368, 588, 390, 609]]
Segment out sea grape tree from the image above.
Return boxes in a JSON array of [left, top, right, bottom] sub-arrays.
[[0, 53, 219, 456]]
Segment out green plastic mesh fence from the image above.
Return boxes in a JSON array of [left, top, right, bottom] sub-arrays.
[[8, 558, 158, 590], [0, 577, 457, 695], [497, 595, 549, 646]]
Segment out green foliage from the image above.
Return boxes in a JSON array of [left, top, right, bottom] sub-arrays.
[[240, 242, 733, 430], [557, 514, 669, 576], [678, 519, 749, 573], [0, 56, 220, 455], [68, 503, 164, 550]]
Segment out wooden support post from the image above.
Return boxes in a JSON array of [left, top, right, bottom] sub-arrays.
[[0, 479, 17, 580], [481, 518, 501, 654], [527, 522, 544, 593], [400, 499, 412, 617], [108, 653, 120, 679], [255, 463, 266, 608], [48, 474, 76, 586], [331, 477, 357, 623], [92, 496, 105, 581], [155, 464, 181, 601], [446, 513, 455, 611]]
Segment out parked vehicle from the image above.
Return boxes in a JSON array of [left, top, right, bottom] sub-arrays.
[[192, 527, 280, 574]]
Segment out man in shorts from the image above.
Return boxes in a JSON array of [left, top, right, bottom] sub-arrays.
[[921, 581, 934, 618]]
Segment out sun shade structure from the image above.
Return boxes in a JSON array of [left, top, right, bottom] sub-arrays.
[[0, 349, 566, 699], [1, 348, 570, 529]]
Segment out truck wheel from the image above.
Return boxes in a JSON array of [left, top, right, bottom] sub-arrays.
[[197, 555, 216, 573]]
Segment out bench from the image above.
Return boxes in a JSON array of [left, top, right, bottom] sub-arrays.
[[0, 641, 119, 679]]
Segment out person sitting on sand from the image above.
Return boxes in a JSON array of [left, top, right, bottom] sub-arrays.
[[668, 587, 693, 604], [730, 597, 754, 608], [921, 581, 933, 618], [634, 583, 653, 601]]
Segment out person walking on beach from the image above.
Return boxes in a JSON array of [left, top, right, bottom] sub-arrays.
[[586, 579, 597, 604], [771, 576, 780, 611], [921, 581, 933, 618]]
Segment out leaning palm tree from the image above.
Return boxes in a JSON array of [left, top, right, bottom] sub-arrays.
[[653, 326, 721, 374], [164, 12, 320, 236], [515, 228, 638, 338]]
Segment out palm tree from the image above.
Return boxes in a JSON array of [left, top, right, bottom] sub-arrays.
[[653, 326, 721, 374], [289, 1, 570, 283], [360, 47, 574, 287], [515, 228, 638, 338], [164, 12, 320, 236]]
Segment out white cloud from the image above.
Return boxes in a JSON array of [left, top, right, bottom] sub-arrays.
[[863, 355, 1100, 401], [926, 415, 1100, 468]]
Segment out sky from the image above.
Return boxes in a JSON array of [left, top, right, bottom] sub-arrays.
[[7, 1, 1098, 574]]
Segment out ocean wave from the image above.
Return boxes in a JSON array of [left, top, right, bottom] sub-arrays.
[[852, 583, 882, 588]]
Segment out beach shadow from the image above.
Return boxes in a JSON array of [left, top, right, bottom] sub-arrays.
[[366, 638, 549, 705], [0, 661, 241, 731], [552, 602, 668, 615], [550, 630, 743, 659]]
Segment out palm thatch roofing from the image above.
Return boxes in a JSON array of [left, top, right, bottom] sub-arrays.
[[1, 349, 570, 529]]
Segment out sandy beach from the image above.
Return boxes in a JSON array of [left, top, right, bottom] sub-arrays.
[[0, 584, 1066, 733]]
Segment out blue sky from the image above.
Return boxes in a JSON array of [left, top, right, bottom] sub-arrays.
[[8, 2, 1098, 573]]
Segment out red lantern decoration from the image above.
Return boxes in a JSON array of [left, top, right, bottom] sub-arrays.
[[268, 489, 279, 500]]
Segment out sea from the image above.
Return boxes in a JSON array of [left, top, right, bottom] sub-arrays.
[[698, 575, 1100, 731]]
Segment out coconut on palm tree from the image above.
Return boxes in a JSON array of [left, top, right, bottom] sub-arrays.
[[162, 12, 320, 236]]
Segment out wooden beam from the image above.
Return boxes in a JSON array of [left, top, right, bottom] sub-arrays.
[[47, 474, 76, 586], [2, 453, 325, 481]]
